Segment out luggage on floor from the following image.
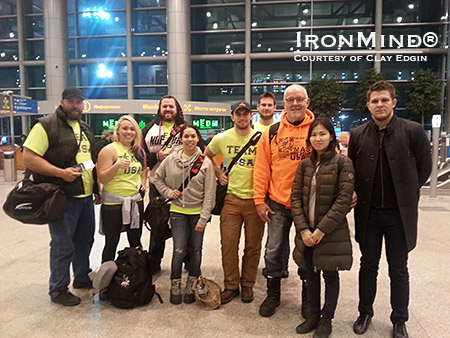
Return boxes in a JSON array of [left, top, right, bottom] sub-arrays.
[[108, 247, 161, 309]]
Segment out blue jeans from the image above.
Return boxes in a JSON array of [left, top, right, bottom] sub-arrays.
[[48, 196, 95, 297], [170, 212, 204, 280], [262, 199, 295, 278], [358, 208, 409, 324]]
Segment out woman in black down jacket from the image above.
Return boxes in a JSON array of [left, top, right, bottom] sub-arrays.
[[291, 118, 355, 338]]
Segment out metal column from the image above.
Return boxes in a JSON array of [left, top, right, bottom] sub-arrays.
[[43, 0, 69, 100], [244, 0, 251, 103], [374, 0, 382, 72], [167, 0, 191, 102]]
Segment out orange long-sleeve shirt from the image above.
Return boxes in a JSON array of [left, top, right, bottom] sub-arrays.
[[253, 110, 315, 208]]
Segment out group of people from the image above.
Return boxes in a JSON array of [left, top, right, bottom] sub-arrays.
[[21, 80, 431, 338]]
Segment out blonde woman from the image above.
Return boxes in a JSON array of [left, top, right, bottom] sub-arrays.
[[97, 116, 148, 264]]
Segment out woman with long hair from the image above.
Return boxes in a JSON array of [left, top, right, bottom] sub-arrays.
[[291, 117, 354, 338], [97, 115, 148, 265], [153, 125, 216, 305]]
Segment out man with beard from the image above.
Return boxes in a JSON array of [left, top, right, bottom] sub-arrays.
[[143, 95, 204, 273], [23, 88, 97, 306], [254, 91, 276, 133], [205, 100, 265, 305], [253, 84, 315, 318]]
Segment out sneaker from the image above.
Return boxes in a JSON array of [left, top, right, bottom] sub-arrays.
[[51, 289, 81, 306], [72, 279, 93, 289]]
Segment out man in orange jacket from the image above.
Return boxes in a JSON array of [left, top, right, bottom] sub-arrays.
[[253, 84, 315, 318]]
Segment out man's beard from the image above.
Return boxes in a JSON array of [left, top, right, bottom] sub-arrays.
[[260, 114, 274, 121], [235, 122, 250, 130], [161, 112, 176, 122], [64, 109, 82, 121]]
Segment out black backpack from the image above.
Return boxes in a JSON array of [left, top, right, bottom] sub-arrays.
[[108, 247, 161, 309]]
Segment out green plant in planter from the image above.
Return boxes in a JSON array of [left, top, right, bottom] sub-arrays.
[[406, 69, 443, 126], [307, 76, 345, 118]]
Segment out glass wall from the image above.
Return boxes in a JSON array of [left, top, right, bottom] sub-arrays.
[[66, 0, 168, 98], [1, 0, 448, 135]]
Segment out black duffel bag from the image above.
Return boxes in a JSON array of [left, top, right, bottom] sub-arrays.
[[3, 175, 67, 224], [211, 131, 262, 216], [143, 196, 171, 240]]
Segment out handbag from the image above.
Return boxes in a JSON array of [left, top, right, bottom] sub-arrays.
[[211, 131, 262, 216], [192, 276, 221, 310], [143, 155, 205, 239], [3, 171, 67, 224]]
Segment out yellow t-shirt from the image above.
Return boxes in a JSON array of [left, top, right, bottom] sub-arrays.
[[254, 120, 272, 133], [170, 204, 202, 214], [208, 128, 258, 200], [162, 121, 175, 153], [102, 141, 142, 199], [24, 121, 94, 197]]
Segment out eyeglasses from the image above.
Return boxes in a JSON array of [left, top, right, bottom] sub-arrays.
[[285, 97, 307, 104]]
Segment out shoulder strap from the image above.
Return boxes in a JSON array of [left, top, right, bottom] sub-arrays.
[[164, 123, 185, 147], [269, 122, 280, 144], [227, 131, 262, 174], [177, 155, 205, 193]]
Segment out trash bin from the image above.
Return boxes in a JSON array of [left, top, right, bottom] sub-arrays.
[[3, 150, 17, 182]]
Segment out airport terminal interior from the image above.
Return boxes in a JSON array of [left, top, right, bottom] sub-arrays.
[[1, 0, 450, 337]]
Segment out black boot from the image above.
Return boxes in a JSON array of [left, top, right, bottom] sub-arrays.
[[301, 278, 308, 318], [259, 277, 281, 317], [313, 318, 332, 338], [296, 312, 320, 334]]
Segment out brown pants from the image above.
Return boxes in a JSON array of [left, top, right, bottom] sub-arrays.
[[220, 194, 265, 290]]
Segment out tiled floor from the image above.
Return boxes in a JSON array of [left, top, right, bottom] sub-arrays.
[[0, 176, 449, 338]]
